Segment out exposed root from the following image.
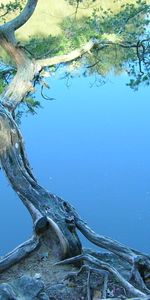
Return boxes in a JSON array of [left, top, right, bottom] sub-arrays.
[[59, 201, 150, 292], [87, 266, 91, 300], [55, 253, 147, 298], [75, 216, 150, 268], [102, 268, 109, 298], [64, 263, 108, 299], [0, 1, 149, 299], [0, 235, 39, 273], [0, 104, 150, 298], [103, 298, 150, 300], [83, 265, 108, 299], [130, 263, 150, 294], [77, 218, 150, 291]]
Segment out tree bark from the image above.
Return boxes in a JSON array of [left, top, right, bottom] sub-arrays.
[[0, 1, 150, 299], [0, 103, 82, 259]]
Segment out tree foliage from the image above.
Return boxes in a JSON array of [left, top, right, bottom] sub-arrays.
[[61, 0, 150, 89], [0, 1, 150, 299], [0, 0, 149, 91], [0, 0, 25, 22]]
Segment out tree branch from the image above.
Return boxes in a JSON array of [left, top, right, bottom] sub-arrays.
[[0, 0, 39, 33], [0, 36, 142, 110], [37, 38, 139, 69], [37, 38, 98, 68]]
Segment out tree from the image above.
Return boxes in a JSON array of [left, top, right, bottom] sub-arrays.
[[0, 0, 150, 299]]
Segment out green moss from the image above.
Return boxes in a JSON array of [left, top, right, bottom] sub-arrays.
[[0, 77, 6, 94]]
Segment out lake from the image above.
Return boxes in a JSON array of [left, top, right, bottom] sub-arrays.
[[0, 70, 150, 256]]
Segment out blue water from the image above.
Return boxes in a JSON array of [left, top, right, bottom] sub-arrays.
[[0, 72, 150, 256]]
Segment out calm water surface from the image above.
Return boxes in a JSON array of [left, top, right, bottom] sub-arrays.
[[0, 72, 150, 256]]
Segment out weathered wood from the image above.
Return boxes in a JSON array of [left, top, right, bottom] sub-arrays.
[[0, 236, 39, 272], [75, 216, 150, 272], [0, 35, 38, 109], [55, 254, 147, 298], [0, 0, 39, 38], [0, 1, 150, 299], [0, 104, 82, 259], [0, 103, 150, 295], [37, 38, 99, 67]]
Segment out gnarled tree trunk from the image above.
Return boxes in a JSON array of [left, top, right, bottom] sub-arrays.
[[0, 1, 150, 299]]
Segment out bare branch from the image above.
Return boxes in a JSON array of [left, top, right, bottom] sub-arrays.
[[118, 5, 149, 34], [0, 9, 9, 18], [37, 38, 140, 70], [136, 41, 144, 75], [0, 36, 143, 111], [37, 39, 99, 68], [0, 0, 39, 33], [74, 0, 80, 19]]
